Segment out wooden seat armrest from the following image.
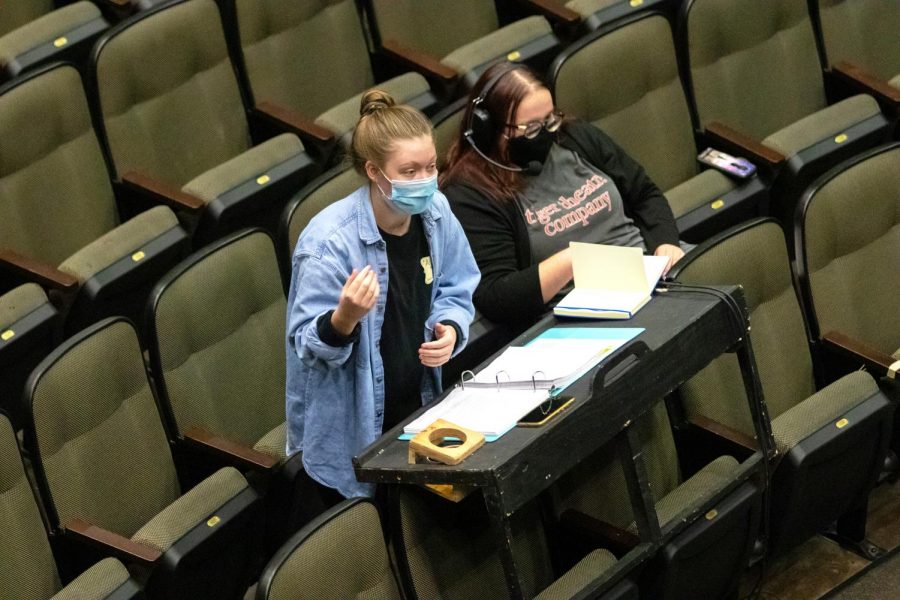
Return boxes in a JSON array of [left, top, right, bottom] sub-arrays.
[[0, 249, 78, 292], [66, 518, 162, 566], [183, 427, 279, 471], [822, 331, 895, 375], [516, 0, 581, 25], [120, 172, 205, 213], [704, 122, 786, 170], [254, 101, 336, 144], [688, 415, 758, 453], [380, 39, 457, 86], [832, 61, 900, 105]]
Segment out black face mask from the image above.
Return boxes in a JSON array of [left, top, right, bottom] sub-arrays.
[[506, 129, 554, 170]]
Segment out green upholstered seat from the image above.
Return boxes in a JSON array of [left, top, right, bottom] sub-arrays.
[[671, 218, 893, 552], [0, 284, 56, 430], [0, 1, 107, 81], [551, 13, 766, 242], [0, 414, 140, 600], [0, 63, 187, 332], [684, 0, 889, 223], [796, 144, 900, 358], [394, 485, 628, 600], [258, 499, 403, 600], [553, 401, 757, 599], [369, 0, 558, 85], [92, 0, 314, 244], [148, 229, 286, 459], [27, 317, 261, 600], [564, 0, 669, 33], [49, 559, 135, 600], [0, 0, 53, 36], [432, 98, 467, 170], [281, 166, 365, 267], [235, 0, 434, 149], [817, 0, 900, 87]]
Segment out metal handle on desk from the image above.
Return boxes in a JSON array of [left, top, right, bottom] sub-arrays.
[[591, 339, 650, 395]]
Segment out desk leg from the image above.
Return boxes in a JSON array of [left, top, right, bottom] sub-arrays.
[[483, 487, 526, 599], [617, 424, 662, 543], [734, 335, 775, 459]]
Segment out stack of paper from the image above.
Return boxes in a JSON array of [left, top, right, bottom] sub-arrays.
[[554, 243, 668, 319], [403, 387, 548, 438]]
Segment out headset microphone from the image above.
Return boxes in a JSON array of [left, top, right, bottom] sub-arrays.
[[463, 130, 542, 175]]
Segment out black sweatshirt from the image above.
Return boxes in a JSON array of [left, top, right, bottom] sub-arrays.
[[444, 120, 679, 326]]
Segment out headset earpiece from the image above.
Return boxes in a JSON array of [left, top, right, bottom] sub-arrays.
[[464, 62, 526, 151]]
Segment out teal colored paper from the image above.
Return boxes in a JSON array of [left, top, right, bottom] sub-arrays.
[[527, 327, 644, 343]]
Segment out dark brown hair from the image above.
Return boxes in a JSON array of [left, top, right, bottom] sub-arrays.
[[349, 89, 433, 174], [440, 62, 546, 202]]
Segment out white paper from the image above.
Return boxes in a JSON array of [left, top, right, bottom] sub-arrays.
[[403, 387, 549, 437]]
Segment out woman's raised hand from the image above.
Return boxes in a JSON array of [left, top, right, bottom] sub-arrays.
[[331, 266, 380, 335]]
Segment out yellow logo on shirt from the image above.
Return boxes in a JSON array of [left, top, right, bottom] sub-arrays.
[[421, 256, 434, 284]]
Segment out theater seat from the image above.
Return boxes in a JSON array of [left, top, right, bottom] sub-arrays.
[[0, 1, 107, 81], [0, 284, 56, 430], [432, 98, 467, 170], [564, 0, 668, 31], [233, 0, 437, 160], [553, 402, 760, 599], [551, 11, 767, 242], [25, 318, 262, 600], [279, 165, 365, 277], [257, 499, 403, 600], [670, 218, 894, 556], [90, 0, 316, 247], [367, 0, 560, 90], [0, 412, 142, 600], [815, 0, 900, 118], [147, 228, 305, 547], [393, 486, 638, 599], [0, 63, 189, 335], [683, 0, 891, 222], [794, 143, 900, 377]]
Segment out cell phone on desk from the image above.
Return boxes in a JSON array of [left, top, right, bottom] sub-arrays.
[[697, 148, 757, 179], [518, 396, 575, 427]]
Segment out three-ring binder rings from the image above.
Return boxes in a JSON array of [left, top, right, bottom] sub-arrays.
[[554, 243, 669, 319], [401, 327, 644, 440]]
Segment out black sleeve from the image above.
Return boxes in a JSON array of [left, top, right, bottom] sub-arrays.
[[316, 310, 360, 347], [560, 120, 680, 252], [444, 183, 547, 325], [440, 320, 463, 352]]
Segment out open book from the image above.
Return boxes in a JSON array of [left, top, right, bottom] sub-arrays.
[[553, 243, 668, 319]]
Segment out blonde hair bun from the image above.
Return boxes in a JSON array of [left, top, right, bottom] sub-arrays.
[[360, 89, 396, 117]]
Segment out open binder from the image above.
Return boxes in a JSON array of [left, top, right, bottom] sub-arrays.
[[401, 327, 644, 440], [554, 243, 669, 319]]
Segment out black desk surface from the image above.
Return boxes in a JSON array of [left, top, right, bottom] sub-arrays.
[[355, 286, 746, 516]]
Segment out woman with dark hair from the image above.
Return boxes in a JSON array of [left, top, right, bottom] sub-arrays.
[[441, 62, 684, 326]]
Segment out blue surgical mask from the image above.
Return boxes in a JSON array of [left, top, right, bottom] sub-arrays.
[[377, 170, 438, 215]]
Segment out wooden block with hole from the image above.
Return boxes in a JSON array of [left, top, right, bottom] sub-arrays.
[[408, 419, 485, 466]]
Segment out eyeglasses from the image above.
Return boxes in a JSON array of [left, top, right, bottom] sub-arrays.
[[505, 109, 563, 139]]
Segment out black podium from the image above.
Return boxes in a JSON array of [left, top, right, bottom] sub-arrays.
[[355, 285, 774, 599]]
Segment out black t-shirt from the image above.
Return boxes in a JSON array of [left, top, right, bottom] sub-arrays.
[[379, 216, 433, 431]]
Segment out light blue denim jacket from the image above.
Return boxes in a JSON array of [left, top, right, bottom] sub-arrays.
[[285, 185, 479, 498]]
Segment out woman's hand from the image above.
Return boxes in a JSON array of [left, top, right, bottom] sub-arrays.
[[331, 266, 380, 335], [419, 323, 457, 367], [654, 244, 685, 276]]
